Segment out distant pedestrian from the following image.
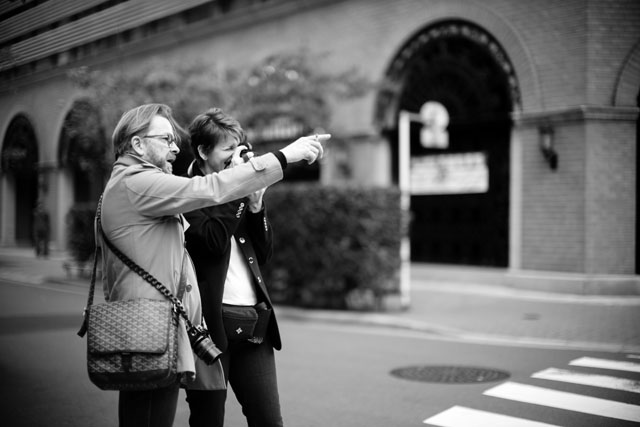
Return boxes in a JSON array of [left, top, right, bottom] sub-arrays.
[[33, 202, 50, 258]]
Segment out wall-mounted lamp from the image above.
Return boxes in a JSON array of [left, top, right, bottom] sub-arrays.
[[539, 125, 558, 170]]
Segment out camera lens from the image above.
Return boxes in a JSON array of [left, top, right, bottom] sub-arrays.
[[190, 329, 222, 365]]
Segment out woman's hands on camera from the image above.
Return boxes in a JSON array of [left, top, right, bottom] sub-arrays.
[[228, 144, 253, 168], [280, 134, 330, 165]]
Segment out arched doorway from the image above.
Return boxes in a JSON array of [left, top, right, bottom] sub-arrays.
[[58, 100, 108, 204], [377, 21, 520, 267], [1, 115, 39, 246]]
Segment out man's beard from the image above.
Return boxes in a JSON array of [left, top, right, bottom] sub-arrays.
[[146, 150, 173, 174]]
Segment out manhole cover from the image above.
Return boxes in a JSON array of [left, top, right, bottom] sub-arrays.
[[390, 366, 510, 384]]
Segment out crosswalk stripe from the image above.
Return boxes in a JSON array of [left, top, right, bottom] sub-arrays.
[[532, 368, 640, 393], [483, 382, 640, 422], [423, 406, 560, 427], [570, 357, 640, 373]]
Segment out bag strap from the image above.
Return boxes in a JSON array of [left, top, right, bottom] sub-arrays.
[[78, 195, 195, 337], [76, 242, 101, 337]]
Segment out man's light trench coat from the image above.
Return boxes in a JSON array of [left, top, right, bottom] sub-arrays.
[[98, 152, 283, 386]]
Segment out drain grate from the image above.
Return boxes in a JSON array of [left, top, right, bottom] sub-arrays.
[[390, 365, 510, 384]]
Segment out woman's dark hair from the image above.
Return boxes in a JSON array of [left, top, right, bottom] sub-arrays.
[[188, 108, 245, 168]]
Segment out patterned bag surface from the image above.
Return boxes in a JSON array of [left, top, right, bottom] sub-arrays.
[[87, 298, 178, 390]]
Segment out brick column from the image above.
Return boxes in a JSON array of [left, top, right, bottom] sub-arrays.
[[508, 105, 640, 294]]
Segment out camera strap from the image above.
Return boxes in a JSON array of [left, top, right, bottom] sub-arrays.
[[78, 194, 195, 337]]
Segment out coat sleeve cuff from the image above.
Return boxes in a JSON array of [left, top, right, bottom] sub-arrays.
[[273, 150, 288, 170]]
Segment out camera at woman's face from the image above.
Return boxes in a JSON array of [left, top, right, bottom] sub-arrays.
[[239, 141, 253, 162], [239, 141, 252, 157]]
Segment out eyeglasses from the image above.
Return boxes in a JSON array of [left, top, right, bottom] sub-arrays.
[[142, 134, 178, 147]]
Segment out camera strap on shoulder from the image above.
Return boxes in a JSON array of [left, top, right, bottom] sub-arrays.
[[78, 194, 194, 337]]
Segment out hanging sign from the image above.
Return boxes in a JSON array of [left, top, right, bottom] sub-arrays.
[[410, 152, 489, 195]]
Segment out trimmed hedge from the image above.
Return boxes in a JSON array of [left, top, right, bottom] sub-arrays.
[[64, 185, 405, 311], [262, 184, 404, 310], [66, 203, 97, 265]]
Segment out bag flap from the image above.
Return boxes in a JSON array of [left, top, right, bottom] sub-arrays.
[[87, 299, 173, 355], [221, 305, 258, 320]]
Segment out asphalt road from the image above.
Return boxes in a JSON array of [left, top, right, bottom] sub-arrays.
[[0, 278, 638, 426]]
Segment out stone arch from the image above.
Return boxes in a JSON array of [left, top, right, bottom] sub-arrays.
[[377, 19, 521, 129], [1, 114, 40, 245], [375, 1, 540, 129], [613, 40, 640, 107]]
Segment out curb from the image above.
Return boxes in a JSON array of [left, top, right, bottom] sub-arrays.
[[274, 306, 640, 354], [412, 264, 640, 296], [412, 282, 640, 306]]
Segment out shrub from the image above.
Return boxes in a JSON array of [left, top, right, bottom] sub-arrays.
[[262, 184, 404, 310], [66, 203, 97, 264]]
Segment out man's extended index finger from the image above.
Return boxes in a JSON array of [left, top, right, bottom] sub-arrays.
[[314, 134, 331, 141]]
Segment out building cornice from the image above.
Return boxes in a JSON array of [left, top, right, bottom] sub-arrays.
[[512, 105, 639, 126], [0, 0, 347, 94]]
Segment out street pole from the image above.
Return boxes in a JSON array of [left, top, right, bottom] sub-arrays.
[[398, 110, 417, 309], [398, 104, 449, 309]]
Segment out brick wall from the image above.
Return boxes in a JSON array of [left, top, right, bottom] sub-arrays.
[[519, 121, 586, 272], [585, 118, 637, 273]]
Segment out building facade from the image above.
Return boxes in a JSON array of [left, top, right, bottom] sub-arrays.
[[1, 0, 639, 292]]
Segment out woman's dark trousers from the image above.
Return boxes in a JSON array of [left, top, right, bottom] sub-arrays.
[[186, 338, 283, 427]]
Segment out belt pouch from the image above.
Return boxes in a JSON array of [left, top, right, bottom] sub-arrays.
[[222, 304, 258, 341]]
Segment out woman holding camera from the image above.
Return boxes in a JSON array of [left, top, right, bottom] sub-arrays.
[[183, 108, 285, 427]]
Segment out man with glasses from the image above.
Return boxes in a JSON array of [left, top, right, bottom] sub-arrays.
[[98, 103, 325, 427]]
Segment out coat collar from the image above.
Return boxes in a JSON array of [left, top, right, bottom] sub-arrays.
[[187, 160, 205, 178], [116, 152, 160, 170]]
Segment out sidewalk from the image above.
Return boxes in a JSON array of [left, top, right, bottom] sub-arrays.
[[1, 246, 639, 353]]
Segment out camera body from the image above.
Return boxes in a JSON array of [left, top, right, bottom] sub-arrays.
[[239, 145, 250, 157], [188, 324, 222, 365], [239, 142, 252, 161]]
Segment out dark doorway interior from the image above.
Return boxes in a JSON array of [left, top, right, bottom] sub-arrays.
[[1, 115, 39, 246], [409, 119, 510, 266]]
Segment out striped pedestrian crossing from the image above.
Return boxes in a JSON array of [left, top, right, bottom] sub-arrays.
[[483, 381, 640, 422], [423, 355, 640, 426], [532, 367, 640, 393], [423, 406, 560, 426], [569, 356, 640, 373]]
